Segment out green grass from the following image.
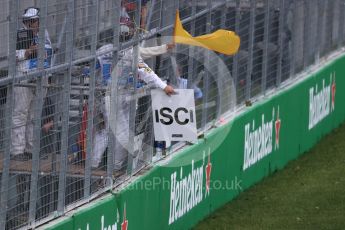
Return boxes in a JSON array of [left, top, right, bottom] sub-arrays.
[[194, 122, 345, 230]]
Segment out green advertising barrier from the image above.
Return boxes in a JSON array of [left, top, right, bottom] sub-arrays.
[[44, 195, 118, 230], [73, 195, 118, 230], [45, 218, 73, 230], [44, 55, 345, 230]]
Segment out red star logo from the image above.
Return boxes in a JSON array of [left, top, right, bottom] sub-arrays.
[[331, 77, 336, 111], [275, 107, 281, 150], [121, 204, 128, 230], [205, 153, 212, 196]]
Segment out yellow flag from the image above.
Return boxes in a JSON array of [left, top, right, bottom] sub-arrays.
[[173, 10, 240, 55]]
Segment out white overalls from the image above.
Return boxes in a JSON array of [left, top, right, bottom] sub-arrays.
[[91, 44, 168, 170], [11, 29, 52, 156]]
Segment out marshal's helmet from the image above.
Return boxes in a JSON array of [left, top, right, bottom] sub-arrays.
[[22, 7, 40, 22]]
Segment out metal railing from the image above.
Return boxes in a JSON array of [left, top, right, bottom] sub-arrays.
[[0, 0, 344, 229]]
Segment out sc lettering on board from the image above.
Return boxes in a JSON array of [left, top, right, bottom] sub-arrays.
[[155, 107, 194, 125], [151, 89, 197, 142]]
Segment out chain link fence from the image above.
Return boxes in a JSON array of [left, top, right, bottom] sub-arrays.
[[0, 0, 344, 229]]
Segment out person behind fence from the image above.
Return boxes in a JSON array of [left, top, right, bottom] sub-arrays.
[[175, 65, 203, 100], [121, 0, 150, 30], [90, 42, 175, 172], [11, 7, 53, 161]]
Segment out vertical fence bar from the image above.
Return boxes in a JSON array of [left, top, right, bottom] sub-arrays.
[[328, 0, 335, 53], [144, 0, 157, 165], [340, 0, 345, 45], [261, 0, 270, 94], [0, 0, 18, 229], [232, 0, 240, 97], [322, 0, 329, 55], [337, 0, 345, 48], [245, 0, 256, 101], [321, 0, 328, 57], [168, 0, 178, 112], [169, 1, 179, 88], [314, 0, 321, 63], [317, 0, 326, 64], [328, 0, 339, 52], [276, 0, 285, 87], [107, 0, 121, 184], [127, 0, 142, 174], [303, 0, 310, 69], [342, 0, 345, 45], [57, 0, 74, 214], [50, 3, 68, 215], [84, 0, 100, 197], [331, 0, 339, 51], [289, 0, 298, 77], [215, 0, 227, 119], [201, 0, 212, 130], [28, 0, 48, 224], [187, 0, 197, 89], [310, 0, 317, 67], [186, 0, 197, 129]]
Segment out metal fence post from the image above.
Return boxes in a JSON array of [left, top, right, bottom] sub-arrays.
[[303, 0, 310, 69], [214, 0, 228, 119], [144, 0, 158, 165], [337, 0, 345, 48], [314, 0, 320, 64], [340, 0, 345, 45], [261, 0, 270, 94], [127, 0, 142, 174], [245, 0, 256, 101], [28, 0, 48, 224], [232, 0, 240, 99], [84, 0, 100, 198], [187, 0, 197, 89], [289, 0, 298, 78], [107, 0, 121, 185], [0, 0, 18, 229], [201, 0, 212, 131], [57, 0, 75, 214], [276, 0, 285, 87]]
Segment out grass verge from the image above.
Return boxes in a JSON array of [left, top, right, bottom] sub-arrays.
[[194, 122, 345, 230]]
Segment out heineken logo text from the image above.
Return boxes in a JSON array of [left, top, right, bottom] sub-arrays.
[[169, 150, 212, 225], [77, 215, 117, 230], [308, 73, 336, 130], [243, 107, 281, 170], [169, 160, 203, 224]]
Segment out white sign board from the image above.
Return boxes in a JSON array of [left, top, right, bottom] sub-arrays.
[[151, 89, 197, 142]]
